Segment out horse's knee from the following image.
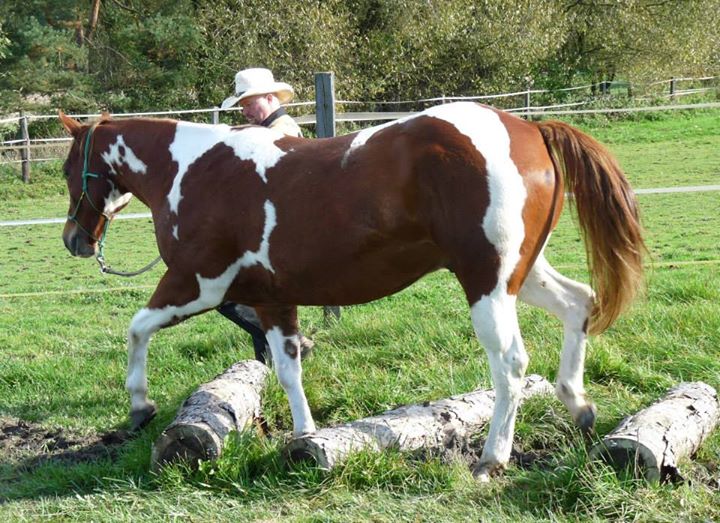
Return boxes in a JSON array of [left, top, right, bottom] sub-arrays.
[[505, 343, 528, 378]]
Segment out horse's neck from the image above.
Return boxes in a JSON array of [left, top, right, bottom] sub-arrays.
[[107, 119, 178, 210]]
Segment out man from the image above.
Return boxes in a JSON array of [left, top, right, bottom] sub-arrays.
[[221, 67, 302, 137], [218, 67, 312, 363]]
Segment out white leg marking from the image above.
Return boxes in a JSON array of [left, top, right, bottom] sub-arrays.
[[471, 293, 528, 475], [519, 254, 595, 420], [126, 308, 164, 412], [265, 327, 316, 435]]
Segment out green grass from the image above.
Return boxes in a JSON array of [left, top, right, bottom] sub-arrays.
[[1, 111, 719, 521]]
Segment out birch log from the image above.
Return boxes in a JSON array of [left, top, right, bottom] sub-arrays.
[[590, 382, 720, 483], [285, 374, 554, 470], [151, 360, 270, 470]]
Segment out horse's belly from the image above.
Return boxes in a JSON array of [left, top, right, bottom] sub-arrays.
[[235, 240, 446, 306]]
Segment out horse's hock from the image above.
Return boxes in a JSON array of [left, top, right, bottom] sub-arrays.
[[285, 375, 554, 470], [590, 382, 720, 483], [151, 360, 270, 470]]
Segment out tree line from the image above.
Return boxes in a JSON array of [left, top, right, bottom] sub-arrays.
[[1, 0, 719, 116]]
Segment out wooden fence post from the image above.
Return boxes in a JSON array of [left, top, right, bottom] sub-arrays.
[[211, 108, 220, 125], [524, 84, 532, 119], [669, 77, 676, 99], [19, 111, 30, 183], [315, 72, 341, 322], [315, 72, 336, 139]]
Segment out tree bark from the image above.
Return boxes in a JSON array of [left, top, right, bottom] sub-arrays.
[[590, 382, 720, 483], [285, 375, 554, 470], [86, 0, 102, 44], [151, 360, 270, 470]]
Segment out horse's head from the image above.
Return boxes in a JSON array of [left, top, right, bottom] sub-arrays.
[[59, 112, 132, 258]]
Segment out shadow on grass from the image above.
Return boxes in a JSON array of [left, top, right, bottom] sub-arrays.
[[0, 385, 201, 503]]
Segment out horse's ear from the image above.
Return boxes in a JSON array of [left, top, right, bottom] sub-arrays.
[[59, 111, 82, 137], [100, 111, 112, 122]]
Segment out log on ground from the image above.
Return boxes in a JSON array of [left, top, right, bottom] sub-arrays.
[[151, 360, 270, 470], [285, 374, 554, 470], [590, 382, 720, 483]]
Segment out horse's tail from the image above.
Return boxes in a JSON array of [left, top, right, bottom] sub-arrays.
[[535, 120, 646, 335]]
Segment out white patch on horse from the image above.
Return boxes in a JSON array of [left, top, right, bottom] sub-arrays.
[[432, 103, 527, 288], [130, 199, 277, 330], [101, 135, 147, 176], [172, 225, 179, 241], [132, 200, 277, 344], [168, 122, 234, 214], [234, 200, 277, 272], [103, 188, 133, 215], [167, 123, 286, 215], [342, 113, 419, 167], [222, 127, 286, 183]]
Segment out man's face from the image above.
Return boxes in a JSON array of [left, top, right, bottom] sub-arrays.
[[240, 94, 274, 125]]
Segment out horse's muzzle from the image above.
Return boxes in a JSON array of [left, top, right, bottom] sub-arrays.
[[63, 226, 96, 258]]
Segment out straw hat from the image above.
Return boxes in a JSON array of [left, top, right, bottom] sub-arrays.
[[220, 68, 294, 109]]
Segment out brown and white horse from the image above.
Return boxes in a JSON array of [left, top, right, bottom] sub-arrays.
[[59, 103, 644, 479]]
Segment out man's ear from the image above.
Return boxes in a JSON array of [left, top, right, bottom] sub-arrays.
[[59, 111, 82, 137]]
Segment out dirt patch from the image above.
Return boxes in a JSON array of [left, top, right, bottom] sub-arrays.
[[0, 416, 132, 470], [411, 431, 556, 474]]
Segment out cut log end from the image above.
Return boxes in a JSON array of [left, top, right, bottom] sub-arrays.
[[151, 423, 221, 471], [285, 442, 330, 469], [590, 381, 719, 483], [150, 360, 270, 471], [590, 438, 664, 482]]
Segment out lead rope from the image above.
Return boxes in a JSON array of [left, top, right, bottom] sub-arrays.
[[97, 251, 163, 277]]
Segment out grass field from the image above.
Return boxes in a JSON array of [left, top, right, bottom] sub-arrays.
[[1, 110, 719, 521]]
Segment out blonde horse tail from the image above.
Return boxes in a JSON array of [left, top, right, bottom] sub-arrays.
[[535, 120, 647, 335]]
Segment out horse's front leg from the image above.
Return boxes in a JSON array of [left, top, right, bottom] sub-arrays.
[[256, 305, 316, 435], [126, 270, 219, 431]]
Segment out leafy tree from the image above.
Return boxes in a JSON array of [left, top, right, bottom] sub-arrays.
[[550, 0, 720, 86], [192, 0, 357, 105], [0, 0, 718, 117], [347, 0, 568, 101]]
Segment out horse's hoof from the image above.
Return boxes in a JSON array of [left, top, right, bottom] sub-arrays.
[[130, 402, 157, 432], [472, 461, 505, 482], [575, 403, 597, 434]]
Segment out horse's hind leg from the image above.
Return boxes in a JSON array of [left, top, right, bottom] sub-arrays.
[[256, 305, 316, 436], [518, 254, 596, 431], [470, 292, 529, 481]]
